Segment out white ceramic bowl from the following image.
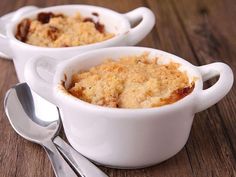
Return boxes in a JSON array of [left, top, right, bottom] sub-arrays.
[[24, 47, 234, 168], [0, 5, 155, 81]]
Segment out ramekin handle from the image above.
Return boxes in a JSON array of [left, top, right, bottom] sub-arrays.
[[0, 6, 39, 59], [11, 6, 39, 22], [195, 62, 234, 113], [124, 7, 155, 45], [0, 16, 13, 59], [0, 33, 12, 59], [24, 56, 59, 105]]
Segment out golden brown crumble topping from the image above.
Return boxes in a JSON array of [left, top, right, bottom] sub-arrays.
[[15, 12, 114, 47], [68, 53, 194, 108]]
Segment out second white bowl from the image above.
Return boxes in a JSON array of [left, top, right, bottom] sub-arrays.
[[0, 5, 155, 81]]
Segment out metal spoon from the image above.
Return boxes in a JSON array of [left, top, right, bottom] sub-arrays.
[[4, 83, 108, 177]]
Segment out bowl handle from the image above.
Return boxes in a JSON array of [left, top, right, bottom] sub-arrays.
[[0, 16, 13, 59], [0, 6, 39, 59], [24, 56, 60, 105], [0, 32, 12, 59], [11, 6, 39, 22], [124, 7, 155, 45], [195, 62, 234, 113]]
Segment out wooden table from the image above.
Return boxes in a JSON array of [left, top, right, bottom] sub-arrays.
[[0, 0, 235, 176]]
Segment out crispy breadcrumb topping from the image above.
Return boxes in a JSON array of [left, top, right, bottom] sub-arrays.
[[15, 12, 114, 47], [69, 53, 194, 108]]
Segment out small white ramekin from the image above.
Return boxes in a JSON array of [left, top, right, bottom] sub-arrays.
[[0, 5, 155, 81], [24, 46, 234, 168]]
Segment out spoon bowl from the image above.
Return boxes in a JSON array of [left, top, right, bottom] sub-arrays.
[[4, 83, 60, 144]]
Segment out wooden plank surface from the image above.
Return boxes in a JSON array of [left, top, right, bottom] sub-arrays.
[[0, 0, 235, 177]]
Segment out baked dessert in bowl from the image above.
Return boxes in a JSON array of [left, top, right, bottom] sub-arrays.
[[0, 5, 155, 81], [15, 11, 114, 47], [68, 53, 195, 108], [24, 47, 233, 168]]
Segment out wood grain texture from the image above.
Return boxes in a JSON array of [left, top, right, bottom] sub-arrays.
[[0, 0, 235, 177]]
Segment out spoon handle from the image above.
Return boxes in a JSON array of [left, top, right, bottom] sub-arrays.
[[43, 140, 78, 177], [54, 136, 108, 177]]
